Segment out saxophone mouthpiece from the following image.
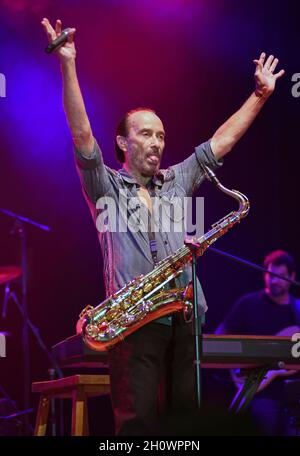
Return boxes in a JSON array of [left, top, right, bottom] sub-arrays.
[[199, 162, 220, 186]]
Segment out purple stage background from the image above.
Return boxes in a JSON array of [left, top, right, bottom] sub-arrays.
[[0, 0, 299, 434]]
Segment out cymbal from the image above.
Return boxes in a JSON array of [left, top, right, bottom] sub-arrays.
[[0, 266, 22, 285]]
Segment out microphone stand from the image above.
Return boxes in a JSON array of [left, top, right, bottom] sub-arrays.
[[184, 238, 204, 409], [208, 246, 300, 288], [0, 208, 64, 435], [182, 160, 226, 410]]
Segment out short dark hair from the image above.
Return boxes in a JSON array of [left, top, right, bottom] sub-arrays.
[[263, 249, 296, 275], [115, 107, 157, 163]]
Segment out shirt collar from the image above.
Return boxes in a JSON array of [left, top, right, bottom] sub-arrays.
[[118, 167, 164, 187]]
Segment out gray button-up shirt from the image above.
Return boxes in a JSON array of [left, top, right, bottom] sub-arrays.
[[74, 139, 223, 320]]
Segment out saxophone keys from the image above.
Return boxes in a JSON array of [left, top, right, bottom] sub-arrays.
[[86, 324, 100, 337], [99, 321, 108, 332], [131, 289, 143, 301], [105, 308, 119, 321], [143, 282, 153, 293], [119, 299, 131, 311], [79, 304, 94, 319]]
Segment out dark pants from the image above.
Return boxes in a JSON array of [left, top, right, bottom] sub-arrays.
[[107, 317, 196, 435]]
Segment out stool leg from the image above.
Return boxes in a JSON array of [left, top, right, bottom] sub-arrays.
[[34, 395, 50, 436], [83, 396, 89, 436], [71, 387, 89, 436]]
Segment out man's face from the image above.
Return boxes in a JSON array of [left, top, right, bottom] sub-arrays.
[[264, 263, 295, 298], [121, 111, 165, 177]]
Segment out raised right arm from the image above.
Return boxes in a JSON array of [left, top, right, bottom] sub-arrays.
[[41, 18, 94, 156]]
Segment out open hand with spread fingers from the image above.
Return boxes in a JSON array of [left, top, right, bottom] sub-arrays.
[[254, 52, 285, 98], [41, 18, 76, 62]]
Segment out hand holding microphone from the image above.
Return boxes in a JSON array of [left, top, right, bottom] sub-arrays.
[[41, 18, 76, 60], [45, 27, 73, 53]]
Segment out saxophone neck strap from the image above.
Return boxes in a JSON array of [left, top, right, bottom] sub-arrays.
[[147, 186, 158, 265]]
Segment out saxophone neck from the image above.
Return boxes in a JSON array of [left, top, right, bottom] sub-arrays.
[[216, 184, 250, 219], [200, 162, 250, 218]]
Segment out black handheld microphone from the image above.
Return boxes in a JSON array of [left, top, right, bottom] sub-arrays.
[[45, 28, 72, 54]]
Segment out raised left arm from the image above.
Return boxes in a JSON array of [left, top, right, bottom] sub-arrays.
[[211, 52, 285, 160]]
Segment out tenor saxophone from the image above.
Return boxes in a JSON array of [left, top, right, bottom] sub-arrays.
[[77, 164, 250, 351]]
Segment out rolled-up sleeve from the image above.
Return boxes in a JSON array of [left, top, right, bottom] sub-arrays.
[[172, 139, 223, 195], [74, 139, 111, 204]]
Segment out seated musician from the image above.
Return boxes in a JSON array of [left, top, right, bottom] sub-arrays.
[[216, 250, 300, 436]]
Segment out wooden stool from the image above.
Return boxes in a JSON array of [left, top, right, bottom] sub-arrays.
[[32, 374, 110, 436]]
